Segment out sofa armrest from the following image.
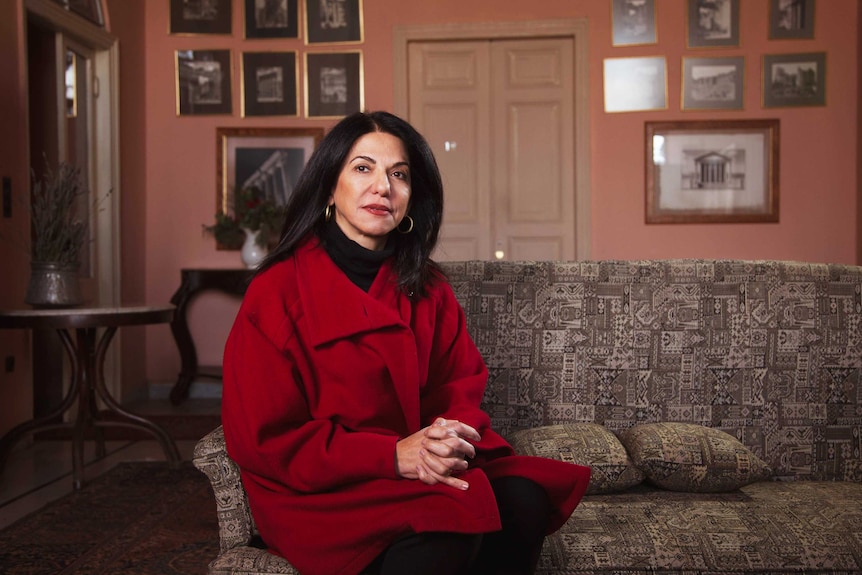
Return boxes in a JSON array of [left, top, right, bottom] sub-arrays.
[[193, 425, 258, 553]]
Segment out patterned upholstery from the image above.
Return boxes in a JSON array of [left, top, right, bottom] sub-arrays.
[[195, 259, 862, 574]]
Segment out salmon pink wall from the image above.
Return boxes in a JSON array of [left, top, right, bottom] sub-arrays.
[[0, 0, 32, 436], [142, 0, 859, 388]]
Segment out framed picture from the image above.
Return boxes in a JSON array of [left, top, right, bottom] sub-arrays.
[[304, 51, 364, 118], [216, 127, 324, 248], [244, 0, 298, 39], [169, 0, 232, 35], [611, 0, 657, 46], [241, 51, 298, 117], [645, 120, 780, 224], [304, 0, 363, 44], [682, 56, 744, 111], [769, 0, 815, 40], [175, 49, 232, 116], [763, 52, 825, 108], [603, 56, 667, 113], [687, 0, 739, 48]]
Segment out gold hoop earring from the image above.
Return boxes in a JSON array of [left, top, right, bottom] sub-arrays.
[[397, 215, 414, 234], [324, 205, 334, 222]]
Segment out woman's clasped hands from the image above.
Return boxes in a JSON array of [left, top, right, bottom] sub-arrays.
[[396, 417, 482, 491]]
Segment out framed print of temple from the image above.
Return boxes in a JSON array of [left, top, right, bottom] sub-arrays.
[[645, 119, 780, 224]]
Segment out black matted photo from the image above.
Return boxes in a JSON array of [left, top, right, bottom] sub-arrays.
[[611, 0, 657, 46], [682, 56, 744, 111], [304, 51, 363, 118], [687, 0, 739, 48], [175, 49, 233, 116], [242, 52, 298, 117], [763, 52, 826, 108], [244, 0, 298, 39], [304, 0, 363, 44], [769, 0, 815, 40], [170, 0, 232, 35]]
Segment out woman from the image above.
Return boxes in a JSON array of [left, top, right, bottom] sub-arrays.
[[221, 111, 590, 575]]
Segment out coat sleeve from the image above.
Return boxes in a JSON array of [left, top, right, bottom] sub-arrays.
[[419, 281, 514, 460], [221, 275, 400, 495]]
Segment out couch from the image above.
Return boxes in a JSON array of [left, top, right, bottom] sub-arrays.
[[194, 259, 862, 575]]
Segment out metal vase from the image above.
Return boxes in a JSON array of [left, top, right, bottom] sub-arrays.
[[25, 261, 83, 308]]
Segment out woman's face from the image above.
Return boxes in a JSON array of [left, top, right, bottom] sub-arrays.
[[329, 131, 411, 251]]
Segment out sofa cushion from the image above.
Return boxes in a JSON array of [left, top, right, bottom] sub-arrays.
[[509, 423, 644, 494], [619, 422, 772, 492]]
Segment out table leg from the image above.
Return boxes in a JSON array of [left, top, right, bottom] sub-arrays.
[[169, 279, 198, 405], [0, 329, 80, 475], [69, 327, 108, 490], [91, 326, 181, 464]]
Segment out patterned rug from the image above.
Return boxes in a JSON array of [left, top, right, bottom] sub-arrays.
[[0, 461, 219, 574]]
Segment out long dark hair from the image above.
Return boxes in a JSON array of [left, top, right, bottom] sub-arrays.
[[255, 111, 444, 297]]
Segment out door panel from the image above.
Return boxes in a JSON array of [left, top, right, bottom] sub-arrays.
[[492, 39, 574, 261], [409, 42, 491, 261], [409, 37, 575, 262]]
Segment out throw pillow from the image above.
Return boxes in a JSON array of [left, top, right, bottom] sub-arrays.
[[509, 423, 644, 494], [619, 422, 772, 492]]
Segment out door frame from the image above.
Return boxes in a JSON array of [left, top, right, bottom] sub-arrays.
[[393, 19, 591, 260], [26, 0, 123, 396]]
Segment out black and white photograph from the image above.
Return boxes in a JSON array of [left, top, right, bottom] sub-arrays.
[[611, 0, 657, 46], [645, 120, 779, 224], [603, 56, 667, 113], [175, 49, 232, 116], [763, 52, 826, 108], [769, 0, 815, 40], [169, 0, 232, 35], [241, 52, 298, 117], [216, 127, 324, 246], [682, 56, 744, 110], [304, 51, 363, 118], [304, 0, 363, 44], [244, 0, 298, 39], [687, 0, 740, 48]]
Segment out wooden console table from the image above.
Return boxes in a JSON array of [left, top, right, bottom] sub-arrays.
[[0, 305, 181, 489], [168, 268, 252, 404]]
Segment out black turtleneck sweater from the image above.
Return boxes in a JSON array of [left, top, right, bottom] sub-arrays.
[[321, 219, 395, 292]]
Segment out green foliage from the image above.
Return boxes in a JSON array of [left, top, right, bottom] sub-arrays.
[[203, 186, 284, 249]]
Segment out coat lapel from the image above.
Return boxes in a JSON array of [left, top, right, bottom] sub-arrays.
[[295, 238, 421, 431]]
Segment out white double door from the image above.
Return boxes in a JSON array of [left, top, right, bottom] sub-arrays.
[[408, 37, 576, 262]]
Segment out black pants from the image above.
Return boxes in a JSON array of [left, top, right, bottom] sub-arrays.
[[364, 476, 552, 575]]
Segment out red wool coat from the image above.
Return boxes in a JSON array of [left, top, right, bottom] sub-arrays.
[[221, 236, 590, 575]]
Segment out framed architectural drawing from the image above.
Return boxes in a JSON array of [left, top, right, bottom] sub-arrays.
[[241, 51, 299, 117], [682, 56, 744, 110], [687, 0, 740, 48], [603, 56, 667, 113], [611, 0, 657, 46], [645, 119, 780, 224], [244, 0, 298, 39], [304, 0, 363, 44], [170, 0, 232, 35], [304, 51, 364, 118], [762, 52, 826, 108], [769, 0, 815, 40], [175, 49, 232, 116]]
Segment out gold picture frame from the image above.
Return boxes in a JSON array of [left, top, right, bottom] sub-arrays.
[[303, 0, 364, 45], [304, 51, 364, 118], [215, 127, 324, 249], [646, 120, 780, 224], [175, 49, 233, 116]]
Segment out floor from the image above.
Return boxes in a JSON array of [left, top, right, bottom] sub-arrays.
[[0, 397, 220, 530]]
